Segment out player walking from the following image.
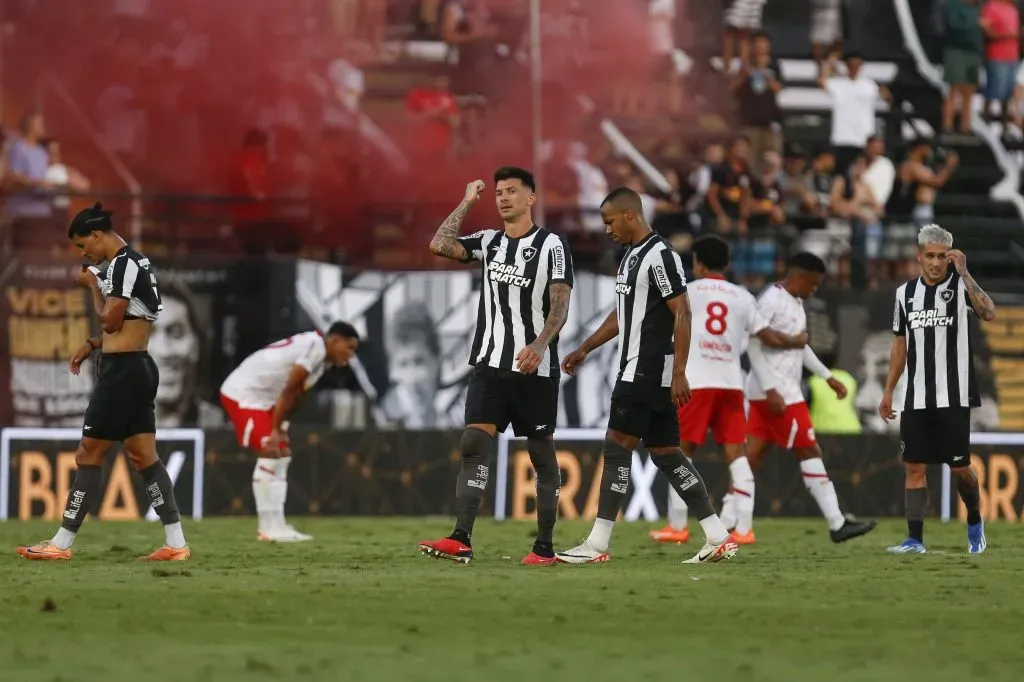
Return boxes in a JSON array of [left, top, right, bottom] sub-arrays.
[[740, 252, 877, 543], [419, 167, 574, 565], [220, 323, 360, 542], [556, 188, 737, 565], [880, 225, 995, 554], [17, 204, 188, 561], [648, 235, 808, 545]]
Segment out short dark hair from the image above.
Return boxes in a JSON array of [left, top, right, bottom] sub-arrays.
[[788, 251, 827, 274], [68, 202, 114, 239], [600, 186, 643, 213], [844, 50, 863, 62], [732, 134, 751, 147], [327, 321, 360, 341], [692, 235, 731, 271], [493, 166, 536, 192]]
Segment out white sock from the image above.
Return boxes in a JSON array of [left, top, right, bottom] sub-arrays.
[[164, 522, 186, 549], [800, 458, 845, 531], [253, 458, 277, 533], [729, 457, 756, 534], [272, 456, 292, 528], [587, 518, 615, 552], [667, 488, 688, 530], [51, 527, 76, 550], [719, 492, 737, 530], [698, 514, 730, 546]]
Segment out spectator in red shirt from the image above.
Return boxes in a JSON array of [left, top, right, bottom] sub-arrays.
[[231, 128, 272, 251], [980, 0, 1020, 126], [404, 74, 460, 158]]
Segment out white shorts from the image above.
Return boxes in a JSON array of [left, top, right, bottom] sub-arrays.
[[725, 0, 767, 31]]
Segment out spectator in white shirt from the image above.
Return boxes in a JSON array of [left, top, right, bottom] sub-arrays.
[[818, 52, 891, 175]]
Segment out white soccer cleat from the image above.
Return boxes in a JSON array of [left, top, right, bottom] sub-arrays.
[[555, 540, 611, 564], [682, 538, 739, 564], [259, 525, 314, 543]]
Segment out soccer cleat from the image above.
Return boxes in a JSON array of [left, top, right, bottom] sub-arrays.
[[648, 525, 690, 544], [830, 516, 877, 543], [520, 552, 557, 566], [683, 538, 739, 564], [259, 525, 313, 543], [555, 540, 611, 564], [730, 529, 756, 545], [886, 538, 927, 555], [967, 521, 987, 554], [418, 537, 473, 564], [140, 545, 191, 561], [15, 541, 72, 561]]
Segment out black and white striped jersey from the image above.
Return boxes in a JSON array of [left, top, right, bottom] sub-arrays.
[[893, 270, 979, 410], [456, 226, 574, 377], [614, 233, 687, 387], [95, 246, 163, 322]]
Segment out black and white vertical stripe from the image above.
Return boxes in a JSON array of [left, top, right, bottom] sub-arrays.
[[104, 246, 163, 321], [458, 227, 573, 377], [616, 233, 687, 387], [893, 272, 978, 410]]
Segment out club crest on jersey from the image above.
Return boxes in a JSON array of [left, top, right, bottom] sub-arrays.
[[626, 255, 639, 271], [521, 246, 537, 262], [940, 289, 954, 303]]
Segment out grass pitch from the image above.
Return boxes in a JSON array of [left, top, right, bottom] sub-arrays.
[[0, 517, 1021, 682]]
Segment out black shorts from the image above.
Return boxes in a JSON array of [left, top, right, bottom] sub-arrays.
[[83, 352, 159, 441], [465, 365, 558, 437], [899, 407, 971, 468], [608, 381, 679, 448]]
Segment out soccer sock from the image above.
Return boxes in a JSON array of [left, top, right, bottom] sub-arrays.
[[527, 439, 559, 555], [252, 458, 277, 533], [653, 450, 729, 544], [272, 456, 292, 527], [667, 488, 688, 531], [800, 458, 846, 532], [140, 460, 186, 549], [53, 464, 102, 549], [956, 473, 982, 525], [719, 492, 738, 530], [587, 439, 633, 551], [906, 487, 927, 543], [729, 457, 756, 535], [452, 428, 495, 544]]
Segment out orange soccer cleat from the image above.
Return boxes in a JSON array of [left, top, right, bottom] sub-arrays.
[[520, 552, 557, 566], [648, 525, 690, 544], [139, 545, 191, 562], [729, 529, 756, 545], [15, 541, 72, 561]]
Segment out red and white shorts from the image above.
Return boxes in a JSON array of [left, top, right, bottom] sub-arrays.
[[678, 388, 747, 446], [220, 394, 288, 452], [747, 400, 817, 449]]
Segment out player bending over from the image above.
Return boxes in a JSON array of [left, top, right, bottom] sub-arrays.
[[220, 323, 360, 542], [556, 188, 737, 565], [17, 204, 188, 561], [881, 225, 994, 554], [649, 235, 808, 545], [419, 167, 574, 565]]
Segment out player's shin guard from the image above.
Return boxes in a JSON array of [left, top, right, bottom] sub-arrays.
[[906, 487, 927, 543], [527, 438, 559, 550], [453, 428, 495, 542], [800, 458, 846, 531], [252, 458, 277, 534], [956, 471, 982, 525], [54, 464, 102, 548], [588, 439, 633, 551], [140, 460, 186, 549], [729, 457, 756, 534], [654, 450, 729, 543]]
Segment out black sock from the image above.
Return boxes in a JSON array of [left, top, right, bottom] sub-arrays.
[[60, 464, 102, 532], [653, 450, 716, 520], [527, 438, 559, 554], [597, 439, 633, 521], [956, 472, 982, 525], [452, 428, 495, 543], [906, 487, 927, 543], [139, 460, 181, 525]]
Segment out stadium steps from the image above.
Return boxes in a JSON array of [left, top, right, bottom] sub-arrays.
[[982, 306, 1024, 428]]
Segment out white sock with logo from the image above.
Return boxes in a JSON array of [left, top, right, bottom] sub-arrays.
[[253, 458, 277, 534], [271, 456, 292, 528], [667, 488, 688, 530], [800, 458, 845, 531], [51, 527, 76, 550], [719, 492, 738, 530], [729, 457, 756, 535], [587, 518, 615, 552]]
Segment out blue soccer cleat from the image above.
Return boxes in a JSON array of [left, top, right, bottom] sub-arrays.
[[967, 521, 987, 554], [886, 538, 927, 554]]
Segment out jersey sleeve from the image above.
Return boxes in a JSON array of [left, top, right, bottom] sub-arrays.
[[757, 287, 783, 325], [295, 335, 327, 373], [892, 290, 907, 336], [746, 293, 770, 336], [107, 255, 140, 300], [958, 277, 978, 316], [548, 236, 574, 288], [651, 248, 687, 301], [455, 230, 493, 263]]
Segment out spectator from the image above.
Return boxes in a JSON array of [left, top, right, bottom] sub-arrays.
[[686, 142, 725, 231], [722, 0, 767, 74], [942, 0, 983, 135], [793, 149, 837, 233], [980, 0, 1020, 128], [652, 165, 690, 238], [441, 0, 497, 148], [736, 150, 786, 286], [811, 0, 845, 74], [404, 74, 460, 158], [2, 113, 53, 252], [649, 0, 683, 116], [891, 139, 959, 228], [819, 52, 891, 174], [733, 32, 783, 172], [41, 138, 91, 222], [231, 128, 272, 251], [707, 135, 753, 238], [625, 174, 658, 224], [832, 155, 884, 288], [860, 135, 896, 209]]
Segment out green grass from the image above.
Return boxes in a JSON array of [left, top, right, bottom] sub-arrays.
[[0, 517, 1021, 682]]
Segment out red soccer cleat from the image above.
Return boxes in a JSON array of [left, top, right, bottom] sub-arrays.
[[418, 537, 473, 564], [520, 552, 557, 566]]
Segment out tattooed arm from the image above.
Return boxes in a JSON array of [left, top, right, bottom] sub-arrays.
[[429, 180, 485, 261], [516, 283, 572, 374], [949, 250, 996, 321]]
